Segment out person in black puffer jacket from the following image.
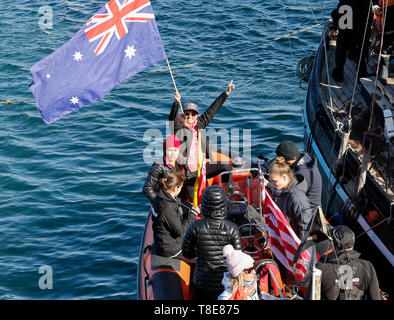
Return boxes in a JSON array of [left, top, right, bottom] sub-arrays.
[[143, 135, 187, 203], [152, 172, 199, 259], [182, 185, 242, 300]]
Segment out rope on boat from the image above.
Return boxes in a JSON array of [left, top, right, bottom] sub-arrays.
[[354, 147, 371, 198], [0, 98, 34, 105], [0, 23, 322, 106], [296, 55, 315, 89], [353, 0, 390, 198]]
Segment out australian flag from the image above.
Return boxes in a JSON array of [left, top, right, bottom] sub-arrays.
[[29, 0, 167, 124]]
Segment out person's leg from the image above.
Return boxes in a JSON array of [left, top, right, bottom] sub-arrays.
[[333, 30, 350, 82], [206, 162, 232, 182]]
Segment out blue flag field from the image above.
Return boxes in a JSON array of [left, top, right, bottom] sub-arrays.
[[29, 0, 167, 124]]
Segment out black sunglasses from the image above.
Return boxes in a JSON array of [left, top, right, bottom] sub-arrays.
[[243, 266, 255, 274], [184, 111, 198, 117]]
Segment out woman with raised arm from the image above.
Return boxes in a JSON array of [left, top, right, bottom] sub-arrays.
[[168, 81, 235, 186]]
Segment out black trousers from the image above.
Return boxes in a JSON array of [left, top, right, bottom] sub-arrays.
[[187, 162, 232, 186], [335, 14, 372, 77]]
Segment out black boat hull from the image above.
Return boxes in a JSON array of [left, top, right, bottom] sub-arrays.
[[303, 23, 394, 295]]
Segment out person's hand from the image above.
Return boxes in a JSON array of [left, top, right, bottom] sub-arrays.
[[372, 4, 380, 12], [226, 79, 235, 95], [192, 206, 200, 215], [174, 91, 181, 103]]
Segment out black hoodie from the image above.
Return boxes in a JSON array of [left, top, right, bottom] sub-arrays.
[[316, 250, 381, 300]]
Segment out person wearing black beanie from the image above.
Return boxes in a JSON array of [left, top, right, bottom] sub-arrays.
[[314, 225, 381, 300], [275, 141, 322, 210]]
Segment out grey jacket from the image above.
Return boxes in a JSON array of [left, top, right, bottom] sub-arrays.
[[292, 153, 322, 209], [269, 174, 314, 239]]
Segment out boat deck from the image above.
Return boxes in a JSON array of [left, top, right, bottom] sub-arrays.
[[319, 31, 394, 196]]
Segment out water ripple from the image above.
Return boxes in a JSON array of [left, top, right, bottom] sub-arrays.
[[0, 0, 335, 299]]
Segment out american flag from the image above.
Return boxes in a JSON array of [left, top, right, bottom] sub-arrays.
[[261, 183, 311, 280], [30, 0, 166, 124]]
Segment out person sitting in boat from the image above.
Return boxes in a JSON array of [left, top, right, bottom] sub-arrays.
[[143, 135, 187, 203], [265, 157, 313, 240], [151, 172, 199, 260], [168, 80, 235, 187], [315, 225, 381, 300], [182, 185, 242, 300], [218, 244, 259, 300], [275, 140, 322, 210]]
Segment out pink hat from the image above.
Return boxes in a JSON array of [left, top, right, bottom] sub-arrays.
[[223, 244, 254, 278], [163, 135, 181, 151]]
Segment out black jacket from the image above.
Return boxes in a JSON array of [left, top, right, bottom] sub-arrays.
[[143, 158, 185, 203], [268, 174, 313, 239], [169, 92, 228, 167], [316, 250, 381, 300], [182, 201, 242, 291], [292, 153, 322, 209], [152, 189, 197, 258]]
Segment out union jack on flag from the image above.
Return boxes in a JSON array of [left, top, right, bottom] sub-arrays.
[[30, 0, 166, 124], [85, 0, 155, 55], [261, 183, 312, 280]]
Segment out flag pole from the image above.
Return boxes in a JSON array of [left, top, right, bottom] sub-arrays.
[[310, 244, 322, 300], [257, 159, 263, 217], [166, 58, 184, 114], [193, 133, 202, 207]]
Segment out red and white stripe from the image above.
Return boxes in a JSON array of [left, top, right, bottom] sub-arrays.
[[261, 184, 311, 280], [85, 0, 154, 55]]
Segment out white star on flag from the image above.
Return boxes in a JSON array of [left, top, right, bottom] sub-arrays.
[[70, 96, 79, 105], [73, 51, 83, 62], [124, 45, 136, 59], [46, 74, 51, 79]]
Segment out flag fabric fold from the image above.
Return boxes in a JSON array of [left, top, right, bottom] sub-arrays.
[[261, 183, 312, 280], [30, 0, 166, 124], [292, 206, 333, 270]]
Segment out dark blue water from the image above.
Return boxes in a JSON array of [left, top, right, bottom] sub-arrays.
[[0, 0, 336, 299]]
